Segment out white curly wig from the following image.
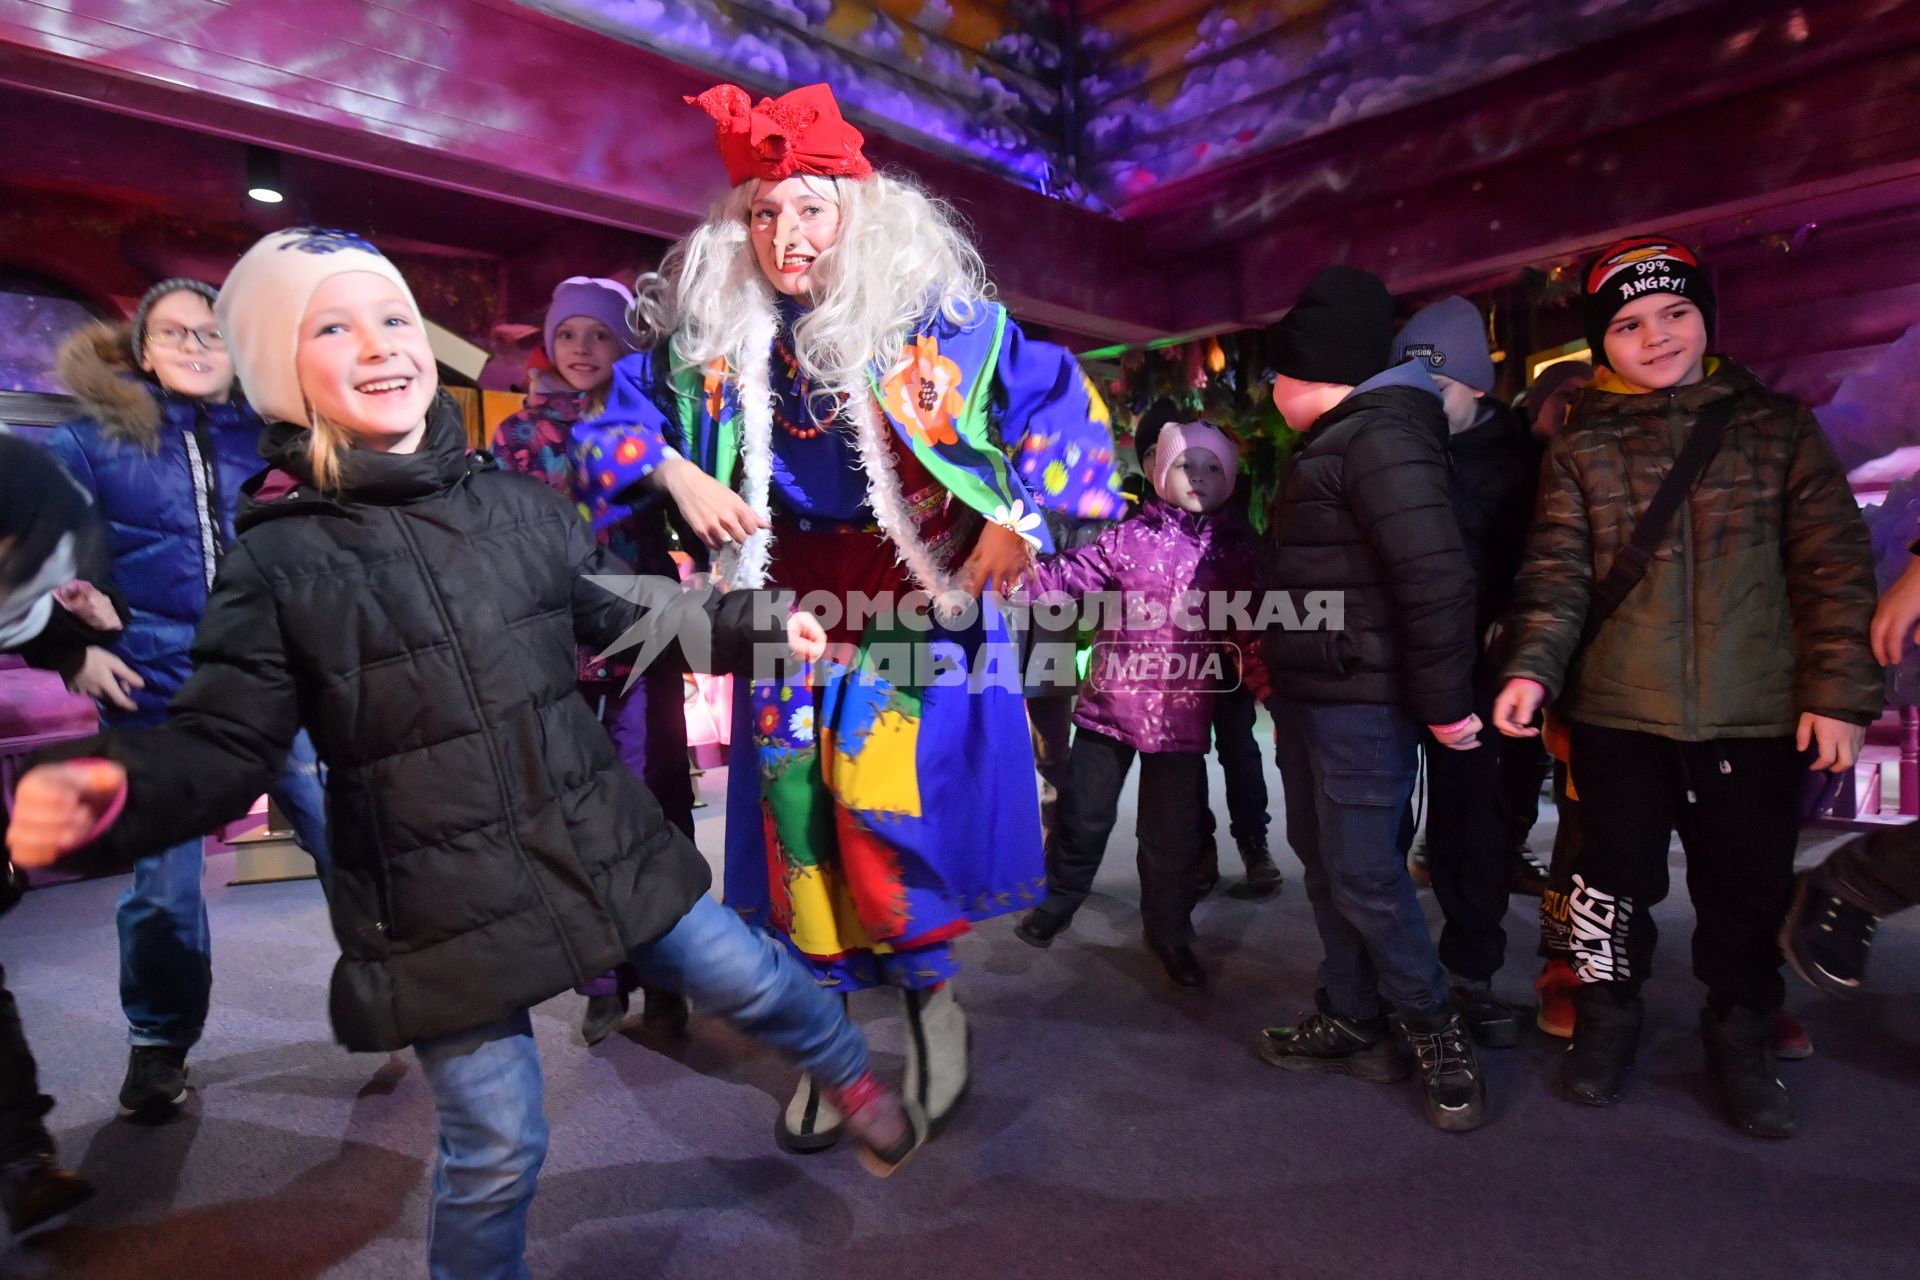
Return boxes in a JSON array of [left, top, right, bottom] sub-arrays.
[[633, 170, 993, 412]]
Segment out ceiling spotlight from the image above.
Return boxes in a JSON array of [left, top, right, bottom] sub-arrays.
[[246, 145, 285, 204]]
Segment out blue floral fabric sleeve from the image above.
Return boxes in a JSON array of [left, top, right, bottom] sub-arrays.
[[993, 319, 1127, 523], [570, 350, 682, 533]]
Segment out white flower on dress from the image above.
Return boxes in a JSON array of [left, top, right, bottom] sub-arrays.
[[990, 500, 1045, 549], [788, 704, 815, 743]]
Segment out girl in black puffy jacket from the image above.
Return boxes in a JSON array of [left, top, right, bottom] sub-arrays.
[[7, 229, 919, 1280]]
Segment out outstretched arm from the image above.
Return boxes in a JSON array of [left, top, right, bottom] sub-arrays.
[[13, 542, 300, 871], [573, 351, 765, 550]]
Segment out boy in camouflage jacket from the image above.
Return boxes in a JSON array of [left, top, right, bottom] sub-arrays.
[[1493, 237, 1880, 1139]]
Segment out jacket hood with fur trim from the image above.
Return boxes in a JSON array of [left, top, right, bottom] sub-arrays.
[[55, 322, 163, 448]]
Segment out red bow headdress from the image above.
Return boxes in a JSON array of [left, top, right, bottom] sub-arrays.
[[684, 82, 874, 187]]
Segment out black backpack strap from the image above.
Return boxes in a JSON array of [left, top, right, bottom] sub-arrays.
[[1580, 394, 1740, 647]]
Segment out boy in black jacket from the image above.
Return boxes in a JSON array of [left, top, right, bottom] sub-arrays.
[[1256, 268, 1489, 1132], [1390, 296, 1543, 1046]]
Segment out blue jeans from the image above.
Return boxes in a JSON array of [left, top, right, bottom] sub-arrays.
[[413, 895, 868, 1280], [119, 730, 330, 1048], [1269, 697, 1446, 1020]]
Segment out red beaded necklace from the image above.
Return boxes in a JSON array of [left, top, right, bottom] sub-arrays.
[[772, 331, 843, 441]]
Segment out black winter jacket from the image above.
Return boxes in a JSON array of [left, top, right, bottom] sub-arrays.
[[46, 401, 779, 1051], [1263, 377, 1477, 725], [1447, 401, 1539, 661]]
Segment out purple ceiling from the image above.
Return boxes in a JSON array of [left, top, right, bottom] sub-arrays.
[[515, 0, 1727, 209]]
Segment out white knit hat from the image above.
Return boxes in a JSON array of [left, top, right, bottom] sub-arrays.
[[215, 228, 423, 427]]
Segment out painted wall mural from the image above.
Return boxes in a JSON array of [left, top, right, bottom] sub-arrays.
[[519, 0, 1728, 209], [1076, 0, 1727, 208], [516, 1, 1082, 197]]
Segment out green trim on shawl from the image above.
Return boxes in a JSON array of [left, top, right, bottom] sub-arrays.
[[863, 303, 1015, 520], [666, 359, 738, 491]]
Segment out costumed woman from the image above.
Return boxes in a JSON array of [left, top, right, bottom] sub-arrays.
[[575, 82, 1125, 1151]]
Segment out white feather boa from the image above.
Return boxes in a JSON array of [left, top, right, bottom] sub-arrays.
[[723, 316, 970, 623], [715, 302, 778, 591], [846, 392, 971, 622]]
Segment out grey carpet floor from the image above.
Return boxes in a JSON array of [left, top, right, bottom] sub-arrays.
[[3, 742, 1918, 1279]]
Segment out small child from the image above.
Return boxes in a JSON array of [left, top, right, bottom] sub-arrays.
[[6, 229, 918, 1278], [1012, 419, 1265, 989], [493, 276, 695, 1045]]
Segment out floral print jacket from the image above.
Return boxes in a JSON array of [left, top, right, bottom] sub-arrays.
[[492, 387, 674, 577]]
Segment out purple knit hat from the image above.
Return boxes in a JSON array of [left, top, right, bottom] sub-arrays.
[[544, 277, 638, 358]]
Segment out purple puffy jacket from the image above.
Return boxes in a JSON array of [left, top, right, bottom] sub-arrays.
[[1028, 496, 1266, 754]]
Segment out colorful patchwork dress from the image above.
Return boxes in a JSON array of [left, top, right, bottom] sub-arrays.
[[575, 297, 1124, 989]]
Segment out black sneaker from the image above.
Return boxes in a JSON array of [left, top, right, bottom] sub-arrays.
[[1450, 980, 1522, 1049], [118, 1045, 188, 1123], [1014, 908, 1070, 949], [1257, 990, 1408, 1083], [1, 1153, 94, 1236], [1781, 873, 1878, 997], [1701, 1006, 1794, 1139], [1560, 985, 1642, 1107], [1508, 849, 1550, 898], [1404, 1009, 1489, 1132]]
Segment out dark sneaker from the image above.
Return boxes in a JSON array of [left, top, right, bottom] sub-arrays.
[[1, 1153, 94, 1236], [1229, 835, 1283, 901], [1508, 849, 1550, 898], [1014, 908, 1070, 949], [1256, 991, 1408, 1083], [1701, 1007, 1794, 1139], [1450, 980, 1522, 1049], [1560, 985, 1642, 1107], [1404, 1009, 1489, 1132], [580, 992, 630, 1046], [118, 1046, 188, 1123], [824, 1073, 925, 1177], [638, 989, 691, 1040], [1781, 873, 1878, 997]]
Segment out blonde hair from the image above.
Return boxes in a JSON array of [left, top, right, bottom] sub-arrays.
[[635, 171, 992, 412], [306, 409, 352, 493]]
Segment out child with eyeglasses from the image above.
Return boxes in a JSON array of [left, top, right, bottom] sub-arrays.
[[44, 279, 333, 1125]]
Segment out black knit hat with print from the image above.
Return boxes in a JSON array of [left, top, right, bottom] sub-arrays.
[[1582, 237, 1716, 367]]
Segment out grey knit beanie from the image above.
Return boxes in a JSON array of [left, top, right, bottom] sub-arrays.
[[130, 278, 221, 360]]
